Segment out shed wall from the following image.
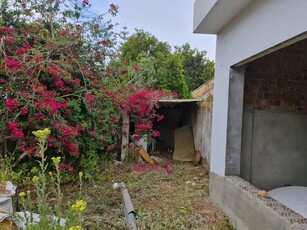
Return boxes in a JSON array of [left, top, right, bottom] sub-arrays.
[[191, 102, 212, 163]]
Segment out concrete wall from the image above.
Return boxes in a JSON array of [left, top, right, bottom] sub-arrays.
[[241, 111, 307, 190], [207, 0, 307, 176], [191, 101, 212, 163], [225, 67, 245, 175]]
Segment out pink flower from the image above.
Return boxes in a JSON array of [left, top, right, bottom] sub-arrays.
[[61, 126, 79, 138], [67, 143, 79, 155], [132, 65, 140, 72], [65, 109, 71, 116], [83, 0, 89, 5], [7, 121, 23, 139], [58, 164, 69, 171], [20, 145, 26, 151], [157, 115, 164, 122], [173, 92, 179, 98], [153, 130, 160, 137], [16, 47, 29, 55], [107, 144, 115, 151], [34, 113, 45, 120], [6, 98, 19, 112], [0, 27, 14, 34], [55, 77, 65, 89], [12, 129, 24, 138], [166, 168, 174, 174], [7, 121, 19, 130], [47, 136, 55, 147], [162, 162, 174, 174], [84, 93, 96, 104], [4, 37, 14, 44], [89, 130, 96, 137], [110, 117, 119, 123], [25, 146, 35, 156], [36, 97, 66, 116], [71, 79, 80, 85], [47, 66, 61, 77], [69, 166, 74, 173], [6, 59, 21, 69], [20, 108, 28, 115], [37, 56, 43, 64]]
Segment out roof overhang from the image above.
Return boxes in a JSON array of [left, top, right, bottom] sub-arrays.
[[193, 0, 252, 34], [158, 98, 201, 107]]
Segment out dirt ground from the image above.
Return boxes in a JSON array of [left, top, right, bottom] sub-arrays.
[[63, 155, 231, 230]]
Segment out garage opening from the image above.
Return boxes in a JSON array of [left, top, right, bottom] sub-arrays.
[[240, 38, 307, 191]]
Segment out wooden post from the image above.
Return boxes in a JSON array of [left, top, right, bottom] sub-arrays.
[[121, 114, 130, 161]]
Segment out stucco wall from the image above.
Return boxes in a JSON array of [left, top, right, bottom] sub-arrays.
[[191, 101, 212, 163], [210, 0, 307, 175]]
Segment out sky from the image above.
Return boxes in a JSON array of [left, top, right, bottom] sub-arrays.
[[90, 0, 216, 60]]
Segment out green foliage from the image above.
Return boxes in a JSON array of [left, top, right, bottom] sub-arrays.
[[16, 128, 86, 229], [79, 139, 100, 180], [120, 29, 171, 62], [116, 30, 214, 98], [0, 0, 130, 172], [175, 43, 215, 91], [155, 53, 190, 98], [0, 157, 18, 182]]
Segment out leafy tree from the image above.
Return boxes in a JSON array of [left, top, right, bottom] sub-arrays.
[[116, 31, 214, 98], [155, 53, 190, 98], [116, 29, 190, 98], [175, 43, 215, 91], [0, 0, 166, 175], [120, 29, 171, 62]]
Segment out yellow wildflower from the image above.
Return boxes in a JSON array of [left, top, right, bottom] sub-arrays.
[[71, 200, 86, 212], [51, 156, 61, 165], [32, 175, 39, 184], [19, 191, 26, 197], [69, 226, 82, 230], [79, 172, 83, 178], [32, 128, 51, 142]]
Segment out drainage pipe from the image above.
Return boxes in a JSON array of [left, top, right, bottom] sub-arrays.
[[113, 182, 138, 230]]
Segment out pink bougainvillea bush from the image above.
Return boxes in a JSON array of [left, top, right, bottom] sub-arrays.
[[0, 0, 165, 177]]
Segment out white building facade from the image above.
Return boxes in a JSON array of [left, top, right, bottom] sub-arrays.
[[194, 1, 307, 229]]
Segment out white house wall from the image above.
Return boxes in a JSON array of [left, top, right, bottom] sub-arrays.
[[210, 0, 307, 176]]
